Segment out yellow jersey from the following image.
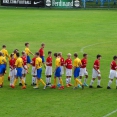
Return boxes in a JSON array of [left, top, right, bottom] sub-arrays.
[[25, 47, 31, 56], [1, 49, 9, 58], [14, 54, 17, 59], [0, 56, 6, 64], [35, 57, 42, 69], [55, 57, 61, 67], [15, 57, 23, 67], [74, 58, 82, 67]]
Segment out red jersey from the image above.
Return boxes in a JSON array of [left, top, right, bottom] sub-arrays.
[[65, 58, 72, 69], [9, 58, 16, 68], [32, 57, 36, 67], [81, 58, 87, 68], [93, 59, 100, 70], [46, 56, 52, 66], [39, 48, 44, 57], [60, 57, 64, 66], [111, 60, 117, 70], [21, 56, 27, 65]]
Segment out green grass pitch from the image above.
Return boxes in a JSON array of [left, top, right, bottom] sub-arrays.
[[0, 8, 117, 117]]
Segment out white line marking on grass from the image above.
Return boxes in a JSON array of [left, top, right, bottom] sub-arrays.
[[103, 109, 117, 117]]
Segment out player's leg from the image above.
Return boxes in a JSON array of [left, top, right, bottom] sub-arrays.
[[107, 70, 115, 89], [68, 69, 72, 86], [66, 69, 69, 87], [48, 66, 52, 86], [10, 69, 13, 86], [97, 75, 102, 88]]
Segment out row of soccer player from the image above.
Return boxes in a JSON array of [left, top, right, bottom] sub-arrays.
[[0, 43, 117, 89]]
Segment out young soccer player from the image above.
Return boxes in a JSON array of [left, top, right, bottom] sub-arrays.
[[31, 53, 37, 86], [59, 52, 65, 76], [51, 53, 64, 90], [65, 53, 72, 87], [11, 53, 26, 89], [89, 54, 102, 88], [9, 53, 16, 86], [21, 51, 28, 85], [25, 43, 34, 68], [79, 53, 88, 87], [0, 52, 7, 88], [33, 52, 46, 89], [45, 51, 52, 87], [1, 45, 9, 58], [107, 56, 117, 89], [39, 43, 46, 67], [73, 53, 84, 90]]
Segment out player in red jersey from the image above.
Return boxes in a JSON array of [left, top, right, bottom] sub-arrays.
[[107, 56, 117, 89], [9, 53, 16, 86], [45, 51, 52, 87], [39, 43, 46, 67], [20, 51, 28, 85], [89, 54, 102, 88], [31, 53, 37, 86], [79, 54, 88, 87], [65, 53, 72, 87]]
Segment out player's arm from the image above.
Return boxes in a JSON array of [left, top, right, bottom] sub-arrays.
[[93, 63, 100, 74], [29, 51, 34, 56]]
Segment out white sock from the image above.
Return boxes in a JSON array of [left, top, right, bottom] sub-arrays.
[[84, 78, 87, 84], [108, 80, 112, 87], [116, 80, 117, 86], [24, 77, 26, 83], [66, 78, 69, 85], [19, 79, 21, 83], [69, 78, 71, 84], [32, 77, 34, 84], [46, 78, 48, 84], [49, 77, 51, 84], [90, 80, 94, 86], [97, 80, 101, 86], [10, 76, 12, 85]]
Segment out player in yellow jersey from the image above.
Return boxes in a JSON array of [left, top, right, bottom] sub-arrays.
[[33, 52, 46, 89], [0, 52, 7, 88], [51, 53, 64, 90], [1, 45, 9, 58], [25, 43, 34, 68], [73, 53, 84, 90], [11, 53, 26, 89]]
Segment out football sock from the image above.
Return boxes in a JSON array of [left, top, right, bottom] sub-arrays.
[[97, 80, 101, 86], [23, 77, 26, 83], [28, 64, 30, 69], [32, 77, 34, 83], [21, 79, 25, 86], [36, 79, 39, 87], [75, 79, 82, 86], [40, 79, 46, 86], [116, 80, 117, 86], [19, 79, 21, 83], [46, 77, 49, 84], [0, 76, 2, 85], [84, 78, 87, 84], [54, 78, 57, 86], [60, 79, 63, 86], [90, 80, 94, 86], [13, 78, 18, 86], [108, 80, 112, 87], [66, 78, 69, 85], [49, 77, 51, 84], [2, 76, 4, 83], [69, 78, 71, 84]]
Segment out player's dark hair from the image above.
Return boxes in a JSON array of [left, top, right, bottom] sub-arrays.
[[48, 51, 52, 54], [36, 52, 39, 56], [113, 56, 117, 60], [41, 43, 45, 46], [2, 45, 6, 48], [97, 54, 101, 59], [22, 51, 25, 55], [54, 53, 57, 57], [16, 52, 20, 57], [83, 53, 87, 57], [14, 49, 19, 53], [0, 52, 2, 56], [57, 53, 61, 56], [10, 53, 14, 58], [74, 53, 78, 57], [25, 43, 29, 46]]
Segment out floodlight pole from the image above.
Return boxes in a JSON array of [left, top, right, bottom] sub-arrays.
[[84, 0, 86, 8]]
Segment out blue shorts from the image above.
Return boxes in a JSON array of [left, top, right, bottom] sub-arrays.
[[37, 68, 42, 79], [74, 67, 80, 78], [55, 67, 61, 78], [27, 56, 31, 63], [0, 64, 5, 74], [16, 68, 22, 77], [40, 56, 45, 63]]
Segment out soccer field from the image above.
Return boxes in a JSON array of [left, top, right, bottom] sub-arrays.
[[0, 8, 117, 117]]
